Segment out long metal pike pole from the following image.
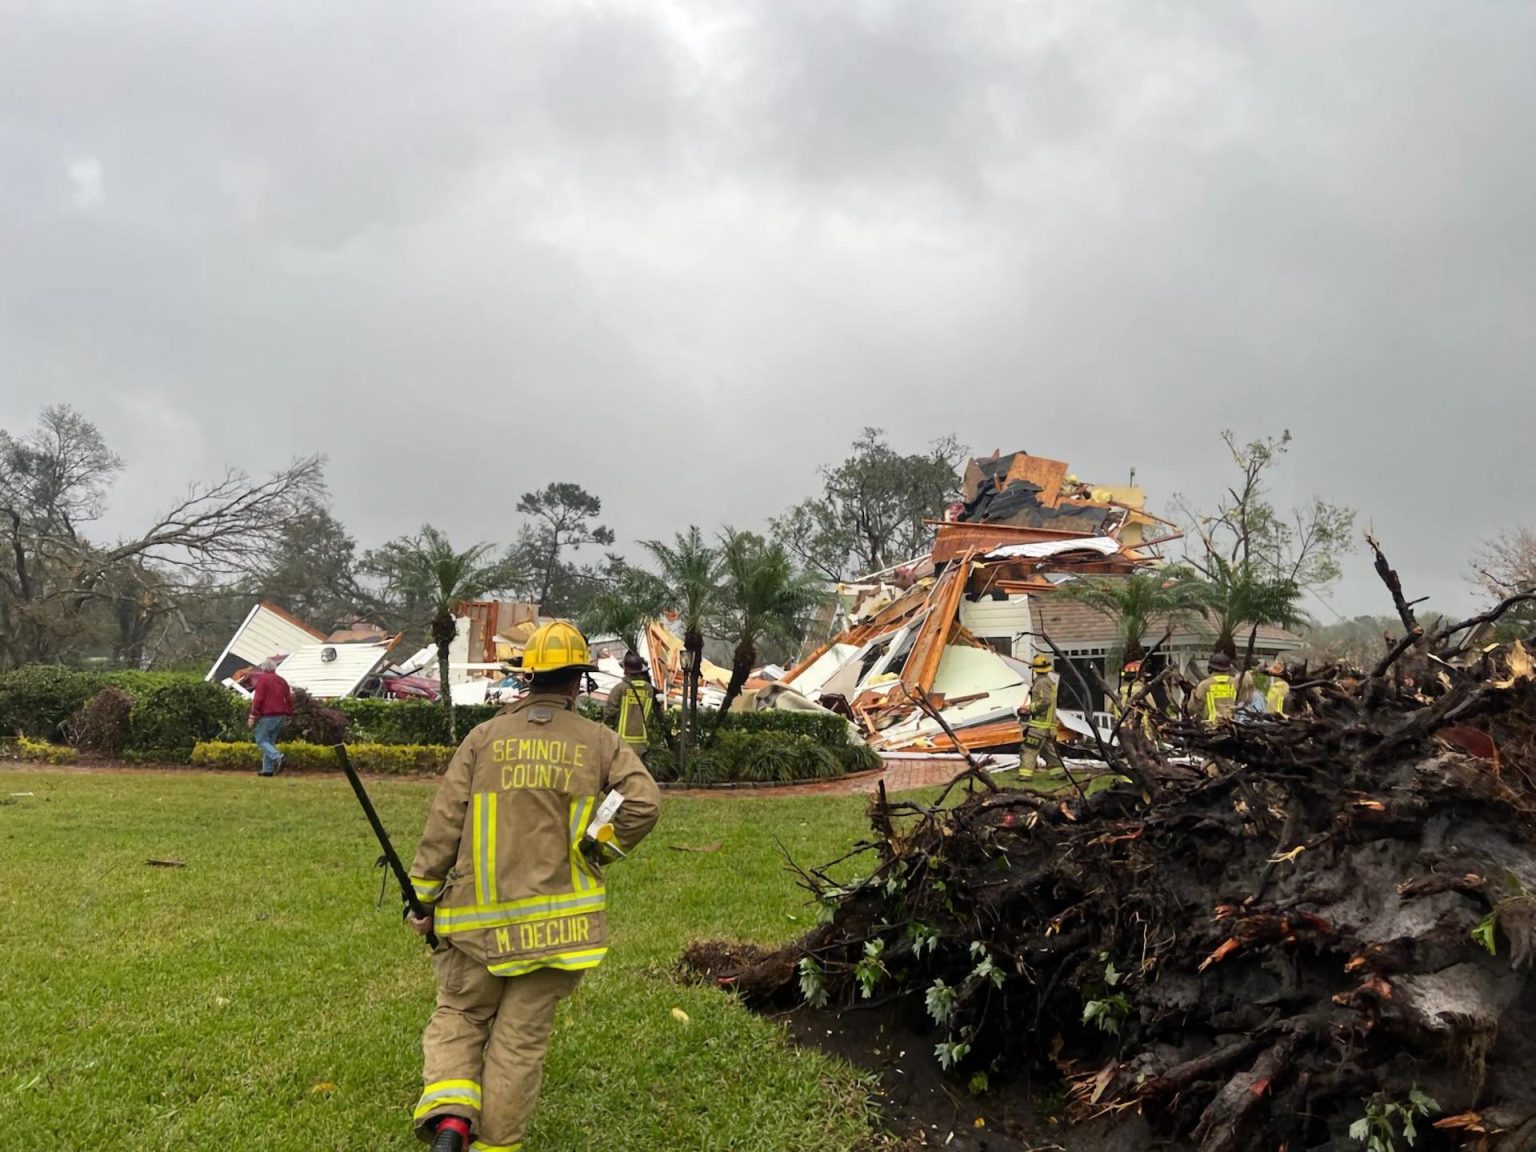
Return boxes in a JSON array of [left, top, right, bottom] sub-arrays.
[[335, 744, 438, 948]]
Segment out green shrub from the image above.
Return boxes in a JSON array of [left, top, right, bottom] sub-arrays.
[[836, 743, 882, 775], [334, 700, 502, 745], [66, 687, 136, 758], [191, 741, 454, 775], [672, 730, 852, 786], [128, 681, 246, 761], [712, 708, 854, 748], [0, 667, 256, 745], [103, 670, 217, 695], [1, 735, 76, 764], [0, 666, 105, 741]]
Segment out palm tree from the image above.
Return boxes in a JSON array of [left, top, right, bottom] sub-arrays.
[[1195, 554, 1309, 660], [383, 527, 511, 742], [1056, 568, 1208, 664], [579, 568, 671, 647], [711, 530, 823, 732], [643, 527, 725, 758]]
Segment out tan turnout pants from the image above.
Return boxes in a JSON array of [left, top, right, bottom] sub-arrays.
[[414, 945, 581, 1151], [1019, 730, 1063, 775]]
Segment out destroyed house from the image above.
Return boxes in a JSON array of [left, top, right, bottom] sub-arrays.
[[779, 449, 1302, 753]]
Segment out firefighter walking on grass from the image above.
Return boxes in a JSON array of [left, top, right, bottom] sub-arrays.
[[603, 650, 661, 766], [1017, 653, 1063, 776], [405, 620, 661, 1152]]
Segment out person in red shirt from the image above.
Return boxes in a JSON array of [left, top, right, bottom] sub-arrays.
[[248, 659, 294, 777]]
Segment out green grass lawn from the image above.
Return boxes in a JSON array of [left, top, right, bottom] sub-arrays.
[[0, 769, 882, 1151]]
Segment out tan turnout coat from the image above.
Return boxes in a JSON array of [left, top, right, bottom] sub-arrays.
[[409, 693, 660, 978]]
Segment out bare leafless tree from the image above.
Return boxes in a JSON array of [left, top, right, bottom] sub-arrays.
[[1474, 526, 1536, 599], [0, 405, 324, 668]]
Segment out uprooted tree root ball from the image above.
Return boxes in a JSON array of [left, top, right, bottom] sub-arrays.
[[685, 547, 1536, 1151]]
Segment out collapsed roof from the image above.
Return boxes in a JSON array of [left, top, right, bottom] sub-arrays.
[[780, 450, 1186, 754], [959, 449, 1176, 548], [205, 601, 326, 684]]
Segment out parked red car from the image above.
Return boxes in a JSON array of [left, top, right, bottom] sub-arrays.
[[357, 671, 441, 702]]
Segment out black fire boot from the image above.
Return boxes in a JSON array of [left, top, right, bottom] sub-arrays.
[[429, 1116, 470, 1152]]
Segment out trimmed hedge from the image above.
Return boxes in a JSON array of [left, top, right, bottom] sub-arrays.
[[191, 741, 454, 775], [127, 680, 248, 761], [653, 731, 879, 786], [334, 699, 501, 745], [0, 666, 246, 752], [0, 666, 106, 741], [335, 698, 605, 743], [713, 708, 854, 747], [0, 735, 77, 764]]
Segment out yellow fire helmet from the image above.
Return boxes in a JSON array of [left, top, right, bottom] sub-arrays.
[[520, 620, 597, 675], [1030, 654, 1054, 672]]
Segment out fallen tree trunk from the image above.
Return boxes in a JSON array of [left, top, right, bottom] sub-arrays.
[[686, 559, 1536, 1150]]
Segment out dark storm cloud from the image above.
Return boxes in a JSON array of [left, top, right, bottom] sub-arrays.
[[2, 1, 1532, 619]]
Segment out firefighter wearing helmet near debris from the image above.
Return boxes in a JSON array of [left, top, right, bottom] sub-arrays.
[[1016, 653, 1064, 776], [405, 620, 661, 1152], [1191, 652, 1240, 724]]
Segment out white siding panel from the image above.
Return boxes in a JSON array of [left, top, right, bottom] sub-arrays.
[[276, 643, 393, 699], [207, 603, 326, 681], [231, 607, 322, 665], [958, 596, 1033, 657]]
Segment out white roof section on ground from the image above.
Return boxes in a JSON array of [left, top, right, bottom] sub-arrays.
[[984, 536, 1121, 560], [784, 642, 861, 696], [276, 642, 395, 699], [205, 602, 325, 681]]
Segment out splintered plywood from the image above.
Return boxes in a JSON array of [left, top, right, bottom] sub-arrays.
[[899, 560, 972, 694], [1003, 454, 1070, 508], [865, 582, 933, 631]]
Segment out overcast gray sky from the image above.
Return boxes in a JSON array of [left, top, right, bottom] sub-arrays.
[[3, 0, 1532, 621]]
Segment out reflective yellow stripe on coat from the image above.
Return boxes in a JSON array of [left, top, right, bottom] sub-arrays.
[[433, 889, 608, 936], [616, 681, 651, 750], [410, 875, 445, 904], [473, 792, 498, 907], [568, 795, 598, 893], [1204, 676, 1237, 722], [488, 947, 608, 978]]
